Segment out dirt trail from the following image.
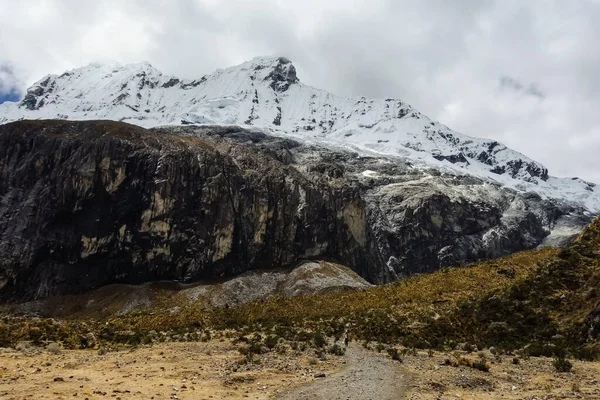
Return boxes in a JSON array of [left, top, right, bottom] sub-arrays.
[[278, 344, 409, 400]]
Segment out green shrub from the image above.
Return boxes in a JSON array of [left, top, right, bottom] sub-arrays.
[[315, 348, 327, 360], [400, 347, 418, 357], [27, 326, 43, 345], [471, 359, 490, 372], [313, 331, 327, 348], [523, 342, 565, 358], [296, 330, 313, 342], [264, 335, 279, 349], [328, 343, 345, 356], [248, 341, 263, 354], [387, 347, 402, 362], [553, 356, 573, 373], [572, 345, 600, 361]]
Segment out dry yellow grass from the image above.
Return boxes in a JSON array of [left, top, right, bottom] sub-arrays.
[[0, 247, 562, 348], [215, 247, 558, 326], [403, 348, 600, 399]]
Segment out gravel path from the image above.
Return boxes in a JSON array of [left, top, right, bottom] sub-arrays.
[[278, 344, 409, 400]]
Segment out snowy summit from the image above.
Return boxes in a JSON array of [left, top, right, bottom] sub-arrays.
[[0, 56, 598, 212]]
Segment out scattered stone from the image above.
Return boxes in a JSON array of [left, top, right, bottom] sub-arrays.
[[15, 342, 33, 352], [46, 342, 62, 354], [86, 332, 97, 346]]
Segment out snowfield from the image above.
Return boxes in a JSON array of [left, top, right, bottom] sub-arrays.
[[1, 56, 598, 212]]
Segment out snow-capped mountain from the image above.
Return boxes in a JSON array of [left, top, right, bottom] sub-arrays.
[[1, 56, 598, 211]]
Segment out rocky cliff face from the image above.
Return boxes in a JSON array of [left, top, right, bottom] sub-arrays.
[[0, 120, 383, 301], [0, 120, 592, 301]]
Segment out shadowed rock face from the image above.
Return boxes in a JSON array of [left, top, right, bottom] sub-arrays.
[[0, 120, 593, 301], [0, 120, 377, 301]]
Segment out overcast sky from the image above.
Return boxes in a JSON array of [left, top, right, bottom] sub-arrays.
[[1, 0, 599, 182]]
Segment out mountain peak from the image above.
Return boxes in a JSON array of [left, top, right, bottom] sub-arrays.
[[16, 60, 167, 112], [220, 56, 299, 91], [1, 56, 598, 212]]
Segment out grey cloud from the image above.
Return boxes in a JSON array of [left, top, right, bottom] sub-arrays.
[[0, 0, 598, 183], [500, 77, 545, 98], [0, 63, 23, 99]]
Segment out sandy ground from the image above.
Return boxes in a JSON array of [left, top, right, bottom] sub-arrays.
[[0, 341, 340, 400], [2, 342, 600, 399]]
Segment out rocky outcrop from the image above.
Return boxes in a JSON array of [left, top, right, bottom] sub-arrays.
[[264, 57, 299, 92], [4, 260, 372, 317], [0, 120, 593, 301], [585, 302, 600, 341], [0, 120, 376, 301]]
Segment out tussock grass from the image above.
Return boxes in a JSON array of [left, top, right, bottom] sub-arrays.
[[209, 248, 556, 328]]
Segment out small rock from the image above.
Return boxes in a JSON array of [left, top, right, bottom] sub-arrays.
[[314, 372, 326, 378], [54, 377, 65, 382], [85, 332, 97, 345], [46, 342, 62, 354]]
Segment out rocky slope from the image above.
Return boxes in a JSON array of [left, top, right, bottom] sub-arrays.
[[1, 57, 598, 211], [4, 260, 372, 318], [0, 120, 594, 301]]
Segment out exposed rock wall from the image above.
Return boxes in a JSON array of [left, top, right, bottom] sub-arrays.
[[0, 121, 376, 301], [0, 121, 593, 301]]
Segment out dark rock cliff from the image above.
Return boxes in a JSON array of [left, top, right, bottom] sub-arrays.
[[0, 120, 376, 301], [0, 120, 592, 301]]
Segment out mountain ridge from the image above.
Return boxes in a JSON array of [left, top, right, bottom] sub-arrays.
[[1, 56, 597, 211]]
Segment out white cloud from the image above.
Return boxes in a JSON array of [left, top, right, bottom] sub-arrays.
[[0, 0, 598, 182]]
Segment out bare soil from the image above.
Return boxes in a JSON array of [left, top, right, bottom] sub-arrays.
[[0, 340, 339, 400], [2, 342, 600, 400]]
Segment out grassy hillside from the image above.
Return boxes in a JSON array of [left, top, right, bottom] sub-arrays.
[[2, 218, 600, 358], [208, 248, 557, 344]]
